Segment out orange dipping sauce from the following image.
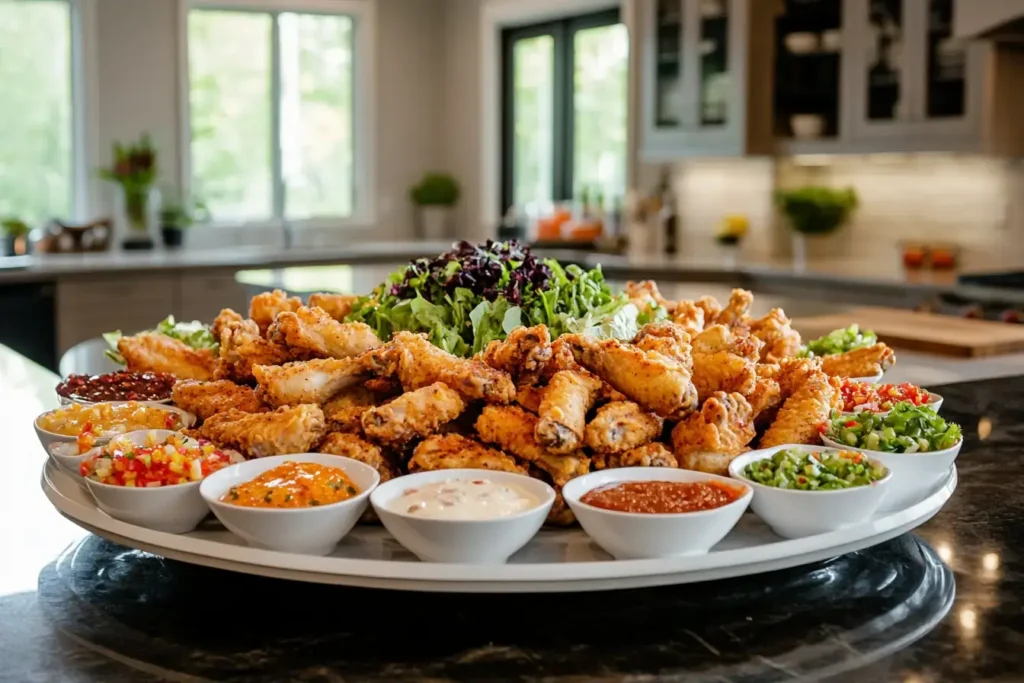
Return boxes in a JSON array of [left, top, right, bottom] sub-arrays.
[[222, 461, 359, 508], [580, 480, 744, 514]]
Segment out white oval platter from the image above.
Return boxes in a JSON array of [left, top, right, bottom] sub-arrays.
[[42, 460, 956, 593]]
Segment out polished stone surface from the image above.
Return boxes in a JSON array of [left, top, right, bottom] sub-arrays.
[[3, 347, 1024, 681]]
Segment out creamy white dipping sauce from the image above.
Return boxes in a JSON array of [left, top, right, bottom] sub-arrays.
[[388, 478, 539, 520]]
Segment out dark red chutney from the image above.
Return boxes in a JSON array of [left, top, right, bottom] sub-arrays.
[[580, 480, 744, 514], [56, 371, 176, 403]]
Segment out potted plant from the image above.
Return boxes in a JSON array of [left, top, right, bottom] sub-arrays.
[[99, 134, 159, 250], [714, 214, 748, 269], [775, 186, 858, 270], [159, 196, 208, 248], [1, 218, 30, 256], [410, 172, 460, 240]]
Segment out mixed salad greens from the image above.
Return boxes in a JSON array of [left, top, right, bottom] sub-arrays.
[[743, 448, 888, 490], [825, 401, 962, 453], [103, 316, 218, 365], [344, 241, 664, 356], [799, 324, 877, 358]]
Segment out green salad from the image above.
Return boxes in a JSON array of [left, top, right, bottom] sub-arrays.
[[344, 240, 665, 356], [743, 448, 888, 490], [826, 401, 962, 453], [799, 324, 877, 358], [103, 316, 219, 364]]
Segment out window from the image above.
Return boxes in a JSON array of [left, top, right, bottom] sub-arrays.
[[501, 10, 628, 213], [0, 0, 75, 226], [186, 1, 369, 224]]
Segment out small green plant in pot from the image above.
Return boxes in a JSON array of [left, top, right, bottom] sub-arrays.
[[1, 218, 30, 256], [776, 186, 858, 270], [159, 196, 209, 249], [410, 172, 460, 239]]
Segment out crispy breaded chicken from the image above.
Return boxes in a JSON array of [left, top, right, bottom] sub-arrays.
[[536, 370, 602, 454], [361, 382, 466, 444], [585, 401, 664, 454], [746, 376, 782, 419], [317, 432, 400, 483], [515, 384, 545, 414], [253, 352, 386, 407], [820, 343, 896, 379], [539, 336, 581, 383], [671, 391, 755, 476], [481, 325, 553, 387], [671, 301, 706, 336], [690, 325, 760, 401], [117, 333, 216, 381], [195, 404, 325, 458], [171, 379, 264, 422], [593, 442, 678, 469], [759, 371, 837, 448], [774, 357, 824, 399], [249, 289, 301, 335], [322, 385, 377, 433], [269, 306, 381, 360], [692, 295, 723, 328], [748, 308, 802, 363], [564, 334, 698, 418], [392, 331, 515, 404], [633, 321, 693, 366], [408, 434, 526, 474], [307, 293, 360, 323], [625, 280, 675, 314], [715, 289, 754, 328], [475, 405, 551, 462], [211, 308, 245, 340], [533, 452, 590, 487], [215, 318, 292, 384]]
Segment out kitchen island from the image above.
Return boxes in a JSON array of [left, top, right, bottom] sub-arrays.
[[2, 342, 1021, 682]]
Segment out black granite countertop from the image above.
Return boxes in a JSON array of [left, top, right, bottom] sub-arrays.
[[3, 349, 1023, 682]]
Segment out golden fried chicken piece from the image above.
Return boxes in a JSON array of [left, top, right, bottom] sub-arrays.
[[408, 433, 526, 474], [117, 333, 216, 381], [253, 353, 384, 407], [515, 384, 545, 414], [690, 325, 760, 401], [307, 293, 359, 323], [533, 452, 590, 487], [671, 301, 706, 336], [759, 372, 837, 448], [633, 321, 693, 365], [536, 370, 602, 454], [584, 400, 664, 454], [671, 391, 755, 476], [392, 331, 515, 404], [475, 405, 551, 462], [215, 318, 292, 384], [538, 336, 582, 383], [317, 432, 400, 482], [481, 325, 553, 387], [746, 376, 782, 419], [748, 308, 802, 363], [322, 385, 377, 433], [773, 357, 823, 399], [715, 289, 754, 328], [249, 289, 302, 335], [545, 491, 577, 527], [211, 308, 245, 340], [564, 334, 698, 418], [361, 382, 466, 444], [820, 343, 896, 379], [269, 306, 381, 360], [593, 442, 678, 469], [692, 296, 723, 328], [171, 379, 265, 422], [625, 280, 675, 314], [196, 404, 325, 458]]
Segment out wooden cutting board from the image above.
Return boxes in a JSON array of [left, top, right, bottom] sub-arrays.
[[793, 306, 1024, 358]]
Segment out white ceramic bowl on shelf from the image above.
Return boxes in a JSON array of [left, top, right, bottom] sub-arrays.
[[202, 453, 380, 556], [563, 467, 752, 560], [33, 402, 195, 453], [370, 469, 554, 564], [729, 445, 892, 539]]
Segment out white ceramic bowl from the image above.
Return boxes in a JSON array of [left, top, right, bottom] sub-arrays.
[[370, 469, 554, 564], [202, 453, 380, 556], [849, 371, 885, 383], [58, 394, 173, 406], [785, 32, 819, 54], [33, 402, 195, 453], [82, 430, 240, 534], [842, 392, 943, 417], [49, 441, 102, 478], [563, 468, 752, 560], [729, 445, 892, 539], [821, 434, 961, 512]]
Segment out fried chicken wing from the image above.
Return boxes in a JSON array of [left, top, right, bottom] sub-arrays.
[[671, 301, 706, 336], [625, 280, 675, 313], [593, 442, 677, 470], [269, 306, 381, 360], [820, 343, 896, 378], [361, 382, 466, 444], [535, 370, 602, 454], [584, 401, 664, 454], [392, 331, 515, 404], [564, 334, 698, 418], [408, 434, 526, 474], [539, 336, 582, 383], [307, 293, 359, 322], [475, 405, 551, 462], [249, 289, 302, 335], [715, 288, 754, 328], [480, 324, 553, 386], [759, 371, 837, 448], [196, 404, 325, 458], [322, 385, 377, 433], [692, 295, 723, 328], [545, 491, 577, 527], [215, 318, 292, 384], [253, 353, 383, 407], [317, 432, 400, 483], [211, 308, 245, 340], [533, 452, 590, 487], [671, 391, 755, 476], [171, 379, 264, 422], [690, 325, 760, 401], [515, 384, 545, 414], [633, 321, 693, 365], [746, 376, 782, 419], [117, 333, 216, 381], [773, 357, 823, 399], [748, 308, 802, 363]]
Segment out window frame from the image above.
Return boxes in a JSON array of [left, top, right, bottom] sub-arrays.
[[499, 7, 622, 214], [178, 0, 376, 229]]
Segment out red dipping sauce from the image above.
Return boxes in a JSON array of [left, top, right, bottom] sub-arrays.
[[56, 371, 177, 403], [580, 480, 744, 514]]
